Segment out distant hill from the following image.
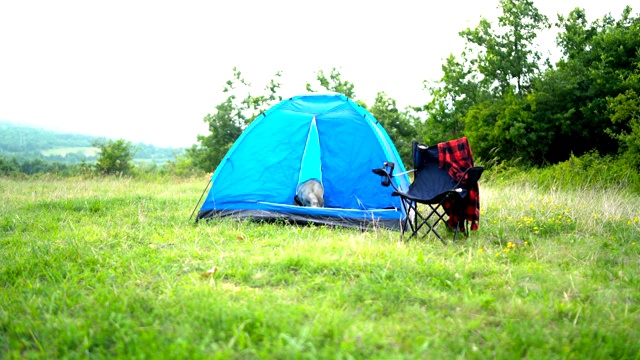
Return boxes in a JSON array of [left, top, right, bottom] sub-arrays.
[[0, 121, 184, 166]]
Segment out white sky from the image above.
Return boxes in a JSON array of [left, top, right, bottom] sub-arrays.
[[0, 1, 634, 148]]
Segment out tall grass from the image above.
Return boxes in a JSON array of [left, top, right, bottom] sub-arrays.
[[1, 170, 639, 359]]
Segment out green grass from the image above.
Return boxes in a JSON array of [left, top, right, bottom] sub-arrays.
[[1, 175, 639, 359]]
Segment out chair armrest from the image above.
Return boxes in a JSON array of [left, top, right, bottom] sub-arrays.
[[455, 166, 484, 188], [372, 161, 396, 188], [394, 169, 416, 177]]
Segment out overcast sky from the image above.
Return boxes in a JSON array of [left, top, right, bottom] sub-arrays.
[[0, 1, 634, 148]]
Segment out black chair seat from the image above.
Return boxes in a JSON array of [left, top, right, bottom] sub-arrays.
[[392, 188, 464, 204]]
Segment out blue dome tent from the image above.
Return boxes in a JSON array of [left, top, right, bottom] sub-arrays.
[[195, 93, 411, 230]]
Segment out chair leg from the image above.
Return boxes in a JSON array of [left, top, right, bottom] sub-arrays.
[[452, 219, 473, 242], [400, 199, 419, 241], [453, 221, 459, 242], [428, 205, 448, 245], [415, 203, 448, 245], [399, 198, 449, 245], [402, 201, 429, 240]]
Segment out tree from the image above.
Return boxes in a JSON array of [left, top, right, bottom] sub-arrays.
[[607, 89, 640, 167], [306, 68, 358, 101], [93, 139, 136, 175], [0, 157, 19, 176], [459, 0, 550, 96], [187, 68, 282, 172], [526, 6, 640, 163], [369, 92, 418, 165], [422, 53, 486, 144], [423, 0, 550, 162]]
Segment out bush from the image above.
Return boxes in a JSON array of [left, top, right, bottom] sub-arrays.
[[0, 157, 19, 176], [93, 139, 136, 175], [162, 155, 206, 178], [488, 151, 640, 193]]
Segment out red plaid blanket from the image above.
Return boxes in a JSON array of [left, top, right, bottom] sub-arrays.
[[437, 137, 480, 231]]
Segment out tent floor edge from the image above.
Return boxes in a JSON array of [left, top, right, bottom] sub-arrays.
[[194, 209, 402, 231]]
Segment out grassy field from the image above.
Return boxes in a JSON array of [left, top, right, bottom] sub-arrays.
[[1, 175, 639, 359]]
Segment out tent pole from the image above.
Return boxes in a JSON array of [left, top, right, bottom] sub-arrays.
[[189, 179, 212, 222]]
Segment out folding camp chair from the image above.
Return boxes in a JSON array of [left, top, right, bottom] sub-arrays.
[[373, 139, 483, 244]]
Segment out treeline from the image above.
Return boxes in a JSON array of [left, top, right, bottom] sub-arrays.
[[186, 1, 640, 174], [0, 139, 196, 177], [0, 122, 91, 152], [0, 121, 182, 166], [0, 157, 91, 176]]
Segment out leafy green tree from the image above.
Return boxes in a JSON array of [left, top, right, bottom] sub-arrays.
[[607, 89, 640, 167], [526, 6, 640, 163], [419, 2, 640, 167], [187, 96, 244, 173], [0, 157, 19, 176], [188, 68, 282, 172], [305, 68, 357, 100], [423, 0, 549, 159], [459, 0, 550, 96], [422, 53, 486, 144], [463, 88, 553, 163], [369, 92, 418, 165], [20, 158, 55, 175], [93, 139, 136, 175]]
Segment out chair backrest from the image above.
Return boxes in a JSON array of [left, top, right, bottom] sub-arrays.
[[460, 167, 484, 187], [407, 141, 461, 201]]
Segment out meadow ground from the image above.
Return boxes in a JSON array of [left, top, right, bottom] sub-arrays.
[[1, 175, 639, 359]]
